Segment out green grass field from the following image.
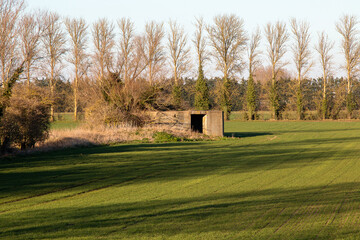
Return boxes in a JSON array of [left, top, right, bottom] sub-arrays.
[[51, 113, 82, 130], [1, 121, 360, 239]]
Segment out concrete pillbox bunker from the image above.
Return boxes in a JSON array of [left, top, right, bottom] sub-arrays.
[[148, 111, 224, 137]]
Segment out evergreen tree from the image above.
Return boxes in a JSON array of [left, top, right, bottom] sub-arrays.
[[246, 74, 257, 120], [296, 84, 304, 120], [221, 77, 231, 120], [346, 91, 356, 119], [194, 65, 209, 110], [270, 80, 280, 120], [321, 93, 329, 120], [172, 83, 182, 109]]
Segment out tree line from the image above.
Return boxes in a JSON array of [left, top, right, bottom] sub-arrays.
[[2, 0, 360, 124]]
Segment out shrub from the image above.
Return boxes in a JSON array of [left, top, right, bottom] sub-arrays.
[[0, 86, 50, 151], [152, 131, 181, 143], [85, 74, 156, 127]]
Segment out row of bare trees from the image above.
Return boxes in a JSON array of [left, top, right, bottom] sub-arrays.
[[2, 0, 360, 121]]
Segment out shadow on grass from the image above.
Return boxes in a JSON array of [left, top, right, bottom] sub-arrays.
[[2, 122, 360, 239], [224, 132, 273, 138], [2, 135, 360, 201], [1, 182, 360, 239], [275, 127, 360, 134]]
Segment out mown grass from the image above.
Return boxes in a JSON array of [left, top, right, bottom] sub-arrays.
[[230, 110, 360, 121], [1, 121, 360, 239], [51, 112, 82, 130]]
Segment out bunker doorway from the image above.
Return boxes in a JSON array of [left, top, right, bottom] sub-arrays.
[[191, 114, 205, 133]]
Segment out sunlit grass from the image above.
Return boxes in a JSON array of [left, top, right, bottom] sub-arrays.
[[50, 112, 82, 130], [1, 121, 360, 239]]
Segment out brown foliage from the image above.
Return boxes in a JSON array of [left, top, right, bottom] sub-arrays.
[[85, 73, 158, 127], [0, 85, 50, 150]]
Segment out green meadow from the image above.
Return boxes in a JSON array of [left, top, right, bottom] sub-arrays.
[[50, 113, 82, 130], [1, 121, 360, 239]]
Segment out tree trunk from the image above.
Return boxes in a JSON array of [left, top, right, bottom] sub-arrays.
[[74, 76, 78, 121], [74, 63, 78, 121], [50, 58, 55, 122], [26, 59, 31, 88]]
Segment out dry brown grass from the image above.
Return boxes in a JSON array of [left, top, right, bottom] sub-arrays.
[[33, 124, 213, 152]]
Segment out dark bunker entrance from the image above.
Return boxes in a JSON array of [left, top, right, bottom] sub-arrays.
[[191, 114, 205, 133]]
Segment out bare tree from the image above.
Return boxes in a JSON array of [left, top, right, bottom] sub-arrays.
[[264, 21, 288, 119], [291, 18, 312, 84], [290, 18, 312, 120], [248, 27, 262, 77], [315, 31, 334, 119], [167, 20, 191, 86], [65, 17, 88, 121], [117, 18, 147, 84], [143, 21, 165, 84], [336, 14, 360, 118], [19, 11, 43, 87], [207, 14, 247, 119], [193, 17, 208, 71], [41, 11, 67, 121], [0, 0, 24, 88], [207, 14, 247, 80], [265, 21, 288, 85], [118, 18, 134, 84], [92, 18, 115, 84], [167, 20, 191, 108]]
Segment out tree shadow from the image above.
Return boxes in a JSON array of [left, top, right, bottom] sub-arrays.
[[224, 132, 273, 138], [275, 127, 360, 134], [1, 125, 360, 239], [2, 182, 360, 239], [2, 135, 360, 201]]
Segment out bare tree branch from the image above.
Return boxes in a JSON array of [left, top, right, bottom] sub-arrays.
[[143, 21, 165, 84], [117, 18, 134, 84], [117, 18, 147, 84], [336, 14, 360, 94], [92, 18, 115, 83], [264, 21, 289, 84], [207, 14, 248, 80], [167, 20, 191, 85], [248, 27, 262, 77], [0, 0, 24, 87], [193, 17, 208, 69], [19, 10, 43, 87], [291, 18, 313, 84], [41, 11, 67, 120], [315, 31, 334, 100]]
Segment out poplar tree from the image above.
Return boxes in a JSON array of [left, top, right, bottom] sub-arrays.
[[336, 15, 360, 118], [264, 21, 288, 120], [207, 14, 247, 120], [291, 18, 312, 120], [193, 17, 209, 110], [167, 20, 190, 109], [315, 32, 334, 120], [65, 17, 88, 121], [246, 28, 261, 120], [41, 11, 67, 121]]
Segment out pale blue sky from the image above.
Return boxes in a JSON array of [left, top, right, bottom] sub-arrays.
[[26, 0, 358, 33], [25, 0, 360, 77]]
